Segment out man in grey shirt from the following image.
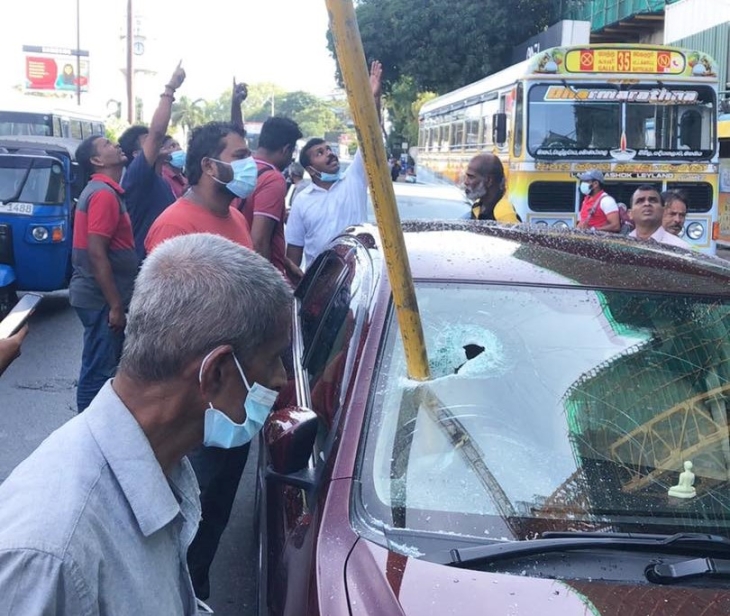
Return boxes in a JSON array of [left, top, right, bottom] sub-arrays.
[[0, 233, 292, 614]]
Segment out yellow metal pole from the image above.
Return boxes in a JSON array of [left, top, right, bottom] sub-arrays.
[[325, 0, 431, 381]]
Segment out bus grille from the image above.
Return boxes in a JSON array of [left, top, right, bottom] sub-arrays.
[[528, 182, 576, 213], [666, 182, 712, 214]]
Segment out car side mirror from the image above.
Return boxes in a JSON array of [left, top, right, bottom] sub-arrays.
[[492, 112, 508, 145], [264, 406, 319, 490]]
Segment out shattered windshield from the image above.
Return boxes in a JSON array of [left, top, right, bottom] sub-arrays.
[[356, 283, 730, 553]]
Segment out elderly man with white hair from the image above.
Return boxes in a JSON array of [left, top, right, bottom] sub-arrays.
[[0, 233, 292, 615]]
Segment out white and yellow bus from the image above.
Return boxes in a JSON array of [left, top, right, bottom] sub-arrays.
[[418, 44, 720, 253]]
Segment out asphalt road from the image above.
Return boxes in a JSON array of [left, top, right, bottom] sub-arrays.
[[0, 291, 257, 616]]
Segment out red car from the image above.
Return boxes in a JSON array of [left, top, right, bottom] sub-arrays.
[[257, 222, 730, 615]]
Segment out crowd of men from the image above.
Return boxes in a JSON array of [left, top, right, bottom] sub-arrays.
[[0, 54, 704, 613], [0, 60, 382, 613]]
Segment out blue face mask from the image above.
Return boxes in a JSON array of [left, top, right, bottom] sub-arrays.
[[210, 156, 258, 199], [199, 350, 279, 449], [169, 150, 186, 169], [318, 169, 342, 183]]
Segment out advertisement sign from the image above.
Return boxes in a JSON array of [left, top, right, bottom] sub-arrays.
[[23, 45, 89, 93], [565, 49, 685, 75], [530, 46, 717, 78]]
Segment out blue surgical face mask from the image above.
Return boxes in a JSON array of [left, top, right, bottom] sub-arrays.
[[210, 156, 258, 199], [199, 350, 279, 449], [169, 150, 186, 169], [310, 166, 341, 183]]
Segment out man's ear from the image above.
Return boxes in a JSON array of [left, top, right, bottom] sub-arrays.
[[198, 345, 234, 400]]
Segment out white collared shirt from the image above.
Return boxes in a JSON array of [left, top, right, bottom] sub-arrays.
[[285, 149, 367, 267], [629, 226, 691, 249]]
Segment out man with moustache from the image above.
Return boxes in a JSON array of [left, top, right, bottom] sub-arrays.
[[628, 185, 690, 249], [463, 153, 520, 222]]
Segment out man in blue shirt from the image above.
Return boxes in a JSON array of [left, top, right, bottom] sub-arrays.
[[0, 233, 293, 614], [119, 63, 186, 260]]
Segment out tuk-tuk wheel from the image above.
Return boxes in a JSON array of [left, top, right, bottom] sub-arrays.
[[0, 286, 18, 320]]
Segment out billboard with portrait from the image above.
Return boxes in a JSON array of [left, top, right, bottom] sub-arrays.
[[23, 46, 89, 93]]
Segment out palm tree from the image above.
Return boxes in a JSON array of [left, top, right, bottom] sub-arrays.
[[171, 96, 208, 142]]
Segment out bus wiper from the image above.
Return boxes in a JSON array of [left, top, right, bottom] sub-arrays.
[[421, 532, 730, 567]]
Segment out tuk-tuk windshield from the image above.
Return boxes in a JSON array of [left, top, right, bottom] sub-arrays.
[[0, 156, 66, 205]]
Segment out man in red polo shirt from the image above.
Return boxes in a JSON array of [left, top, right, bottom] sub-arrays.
[[145, 122, 254, 253], [70, 135, 139, 413], [576, 169, 620, 233]]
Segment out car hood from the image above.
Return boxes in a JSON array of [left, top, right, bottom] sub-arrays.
[[345, 538, 730, 615]]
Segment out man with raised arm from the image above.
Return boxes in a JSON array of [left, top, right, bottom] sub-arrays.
[[285, 61, 382, 270], [119, 63, 186, 260]]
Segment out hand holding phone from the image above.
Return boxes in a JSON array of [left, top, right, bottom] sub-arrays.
[[0, 293, 42, 340], [0, 325, 28, 376]]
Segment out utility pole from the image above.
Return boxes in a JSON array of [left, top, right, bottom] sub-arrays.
[[126, 0, 134, 123], [75, 0, 81, 105]]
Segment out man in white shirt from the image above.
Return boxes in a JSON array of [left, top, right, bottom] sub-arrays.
[[286, 61, 382, 269], [628, 185, 690, 249]]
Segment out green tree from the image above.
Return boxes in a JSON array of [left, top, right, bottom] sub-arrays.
[[329, 0, 583, 95], [385, 76, 437, 155], [171, 96, 209, 141]]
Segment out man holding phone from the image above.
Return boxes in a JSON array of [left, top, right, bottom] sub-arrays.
[[70, 135, 139, 412]]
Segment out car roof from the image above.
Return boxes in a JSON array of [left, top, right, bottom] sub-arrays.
[[351, 221, 730, 297], [0, 136, 81, 159]]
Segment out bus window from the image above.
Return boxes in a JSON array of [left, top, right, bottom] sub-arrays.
[[481, 116, 491, 146], [93, 122, 104, 135], [625, 85, 714, 155], [513, 83, 524, 157], [451, 122, 464, 151], [528, 84, 619, 154], [464, 112, 479, 150], [440, 125, 450, 153], [81, 121, 93, 138], [70, 120, 83, 139], [53, 117, 63, 137], [679, 110, 702, 150]]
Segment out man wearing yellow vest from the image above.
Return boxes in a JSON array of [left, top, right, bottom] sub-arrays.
[[464, 154, 520, 222]]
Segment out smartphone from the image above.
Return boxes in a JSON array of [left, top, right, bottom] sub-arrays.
[[0, 293, 42, 339]]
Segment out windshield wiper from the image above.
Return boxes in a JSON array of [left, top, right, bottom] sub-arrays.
[[648, 557, 730, 584], [421, 532, 730, 567]]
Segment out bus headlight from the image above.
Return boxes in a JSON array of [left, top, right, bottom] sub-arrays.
[[686, 222, 704, 240], [534, 220, 548, 228], [552, 221, 569, 230], [32, 227, 49, 242]]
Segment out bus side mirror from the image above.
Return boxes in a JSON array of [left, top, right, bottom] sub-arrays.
[[492, 113, 507, 145]]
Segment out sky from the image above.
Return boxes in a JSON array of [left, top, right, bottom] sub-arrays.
[[0, 0, 339, 117]]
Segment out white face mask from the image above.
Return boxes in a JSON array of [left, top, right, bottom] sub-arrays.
[[579, 181, 592, 196], [198, 350, 279, 449]]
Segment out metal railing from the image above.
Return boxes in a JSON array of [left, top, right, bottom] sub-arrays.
[[566, 0, 683, 30]]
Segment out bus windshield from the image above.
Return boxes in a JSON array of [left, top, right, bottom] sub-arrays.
[[0, 156, 66, 204], [528, 83, 716, 161], [0, 112, 53, 137]]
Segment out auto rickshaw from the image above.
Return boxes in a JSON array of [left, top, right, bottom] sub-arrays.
[[0, 136, 82, 316]]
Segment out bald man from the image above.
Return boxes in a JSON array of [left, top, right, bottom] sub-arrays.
[[463, 154, 520, 222]]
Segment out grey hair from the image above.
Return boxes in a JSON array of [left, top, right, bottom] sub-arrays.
[[119, 233, 293, 382], [288, 161, 305, 178]]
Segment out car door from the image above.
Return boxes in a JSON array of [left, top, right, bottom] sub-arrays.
[[259, 234, 378, 615]]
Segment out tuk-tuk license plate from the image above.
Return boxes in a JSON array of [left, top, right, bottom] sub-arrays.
[[0, 203, 33, 216]]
